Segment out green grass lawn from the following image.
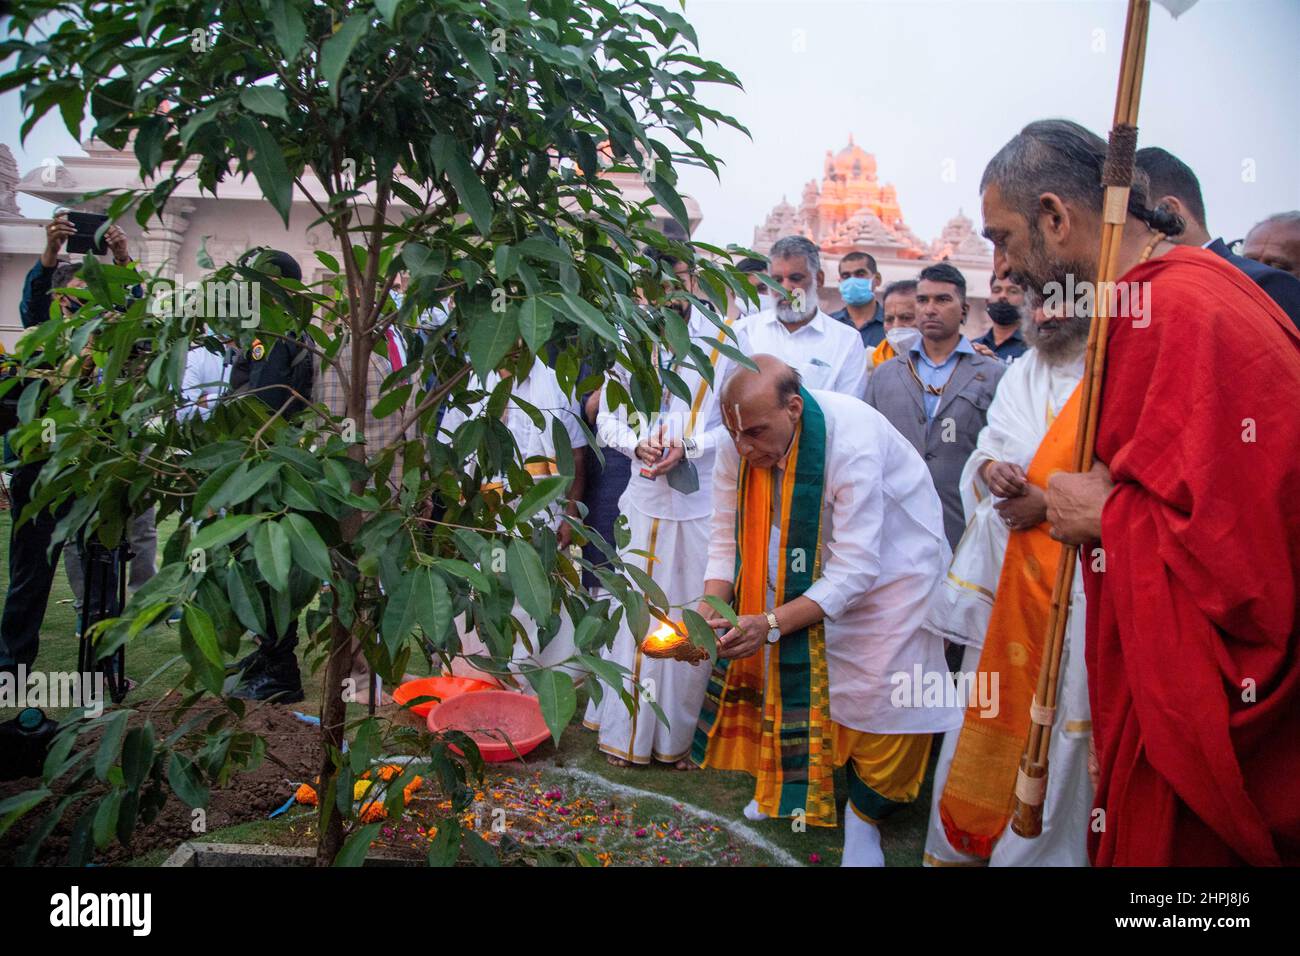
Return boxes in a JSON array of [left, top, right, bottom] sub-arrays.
[[1, 510, 933, 866]]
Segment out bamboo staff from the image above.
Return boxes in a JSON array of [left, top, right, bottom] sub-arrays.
[[1009, 0, 1152, 838]]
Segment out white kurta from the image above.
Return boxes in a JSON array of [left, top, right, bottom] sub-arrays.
[[584, 307, 728, 762], [705, 389, 960, 734], [922, 346, 1093, 867], [441, 360, 589, 691], [731, 308, 869, 398], [923, 349, 1085, 649]]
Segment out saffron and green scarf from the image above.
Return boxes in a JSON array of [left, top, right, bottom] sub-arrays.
[[691, 387, 838, 826]]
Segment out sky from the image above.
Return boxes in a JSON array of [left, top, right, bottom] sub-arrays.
[[3, 0, 1298, 249]]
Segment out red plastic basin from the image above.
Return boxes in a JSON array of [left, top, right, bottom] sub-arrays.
[[393, 675, 496, 718], [427, 689, 551, 762]]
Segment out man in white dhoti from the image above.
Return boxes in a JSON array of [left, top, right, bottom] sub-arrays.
[[923, 304, 1094, 867], [693, 355, 959, 867], [440, 358, 588, 690], [583, 251, 732, 767], [732, 236, 869, 398]]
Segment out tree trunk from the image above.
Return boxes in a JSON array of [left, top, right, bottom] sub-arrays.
[[315, 611, 353, 865]]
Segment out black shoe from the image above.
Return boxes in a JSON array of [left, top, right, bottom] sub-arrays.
[[232, 655, 304, 704]]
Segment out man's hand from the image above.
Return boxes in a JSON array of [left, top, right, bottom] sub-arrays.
[[104, 224, 131, 264], [695, 599, 727, 632], [42, 213, 76, 267], [635, 423, 684, 477], [982, 460, 1028, 498], [971, 341, 997, 359], [717, 613, 769, 660], [1045, 462, 1113, 545], [556, 521, 573, 549], [994, 483, 1047, 531]]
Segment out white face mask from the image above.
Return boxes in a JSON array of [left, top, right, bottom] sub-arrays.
[[886, 326, 922, 355]]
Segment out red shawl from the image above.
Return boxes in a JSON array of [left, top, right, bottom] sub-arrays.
[[1084, 246, 1300, 866]]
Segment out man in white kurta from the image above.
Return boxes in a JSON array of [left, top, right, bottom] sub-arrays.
[[695, 356, 959, 866], [582, 303, 732, 766], [441, 358, 588, 690], [922, 312, 1093, 867]]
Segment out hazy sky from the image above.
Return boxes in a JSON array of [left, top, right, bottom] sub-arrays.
[[4, 0, 1297, 249]]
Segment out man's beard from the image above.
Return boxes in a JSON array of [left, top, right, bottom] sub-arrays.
[[986, 300, 1021, 326], [1008, 221, 1095, 313], [1021, 309, 1090, 363], [775, 285, 818, 324]]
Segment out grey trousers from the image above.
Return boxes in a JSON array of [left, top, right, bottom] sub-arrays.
[[64, 506, 158, 615]]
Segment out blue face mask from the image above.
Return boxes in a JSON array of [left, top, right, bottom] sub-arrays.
[[840, 276, 875, 306]]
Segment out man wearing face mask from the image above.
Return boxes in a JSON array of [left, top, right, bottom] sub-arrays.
[[831, 251, 887, 347], [870, 280, 921, 370], [974, 273, 1029, 362], [733, 235, 869, 398]]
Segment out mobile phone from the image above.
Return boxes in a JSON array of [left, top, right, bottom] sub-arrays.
[[65, 211, 108, 256]]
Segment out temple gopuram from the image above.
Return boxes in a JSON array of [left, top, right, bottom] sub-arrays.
[[752, 136, 997, 331]]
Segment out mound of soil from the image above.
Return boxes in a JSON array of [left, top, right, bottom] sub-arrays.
[[0, 696, 322, 866]]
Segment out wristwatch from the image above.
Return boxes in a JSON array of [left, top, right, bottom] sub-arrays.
[[683, 436, 699, 459], [764, 611, 780, 644]]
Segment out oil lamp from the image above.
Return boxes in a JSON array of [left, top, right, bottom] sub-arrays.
[[641, 622, 709, 664]]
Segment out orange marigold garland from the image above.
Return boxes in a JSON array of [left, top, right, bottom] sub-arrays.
[[293, 767, 424, 820]]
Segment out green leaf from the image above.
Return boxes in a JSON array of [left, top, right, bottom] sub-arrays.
[[513, 475, 568, 527], [447, 21, 496, 90], [526, 669, 575, 746], [466, 305, 518, 378], [334, 822, 382, 867], [191, 514, 262, 553], [427, 817, 461, 867], [239, 86, 289, 121], [372, 382, 411, 419], [254, 521, 291, 593], [183, 605, 222, 665], [92, 791, 122, 849], [517, 297, 554, 354], [433, 133, 493, 234], [0, 788, 51, 840], [283, 513, 333, 580], [702, 595, 740, 628], [267, 0, 307, 60], [381, 567, 451, 654], [320, 14, 370, 104], [375, 0, 402, 26], [168, 753, 209, 809], [402, 243, 446, 280], [223, 460, 281, 508], [506, 540, 551, 622], [121, 724, 155, 792], [94, 710, 130, 783], [226, 561, 267, 636], [558, 293, 619, 344], [682, 608, 719, 663], [233, 115, 293, 226]]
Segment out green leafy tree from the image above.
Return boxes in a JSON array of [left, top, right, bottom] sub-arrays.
[[0, 0, 758, 865]]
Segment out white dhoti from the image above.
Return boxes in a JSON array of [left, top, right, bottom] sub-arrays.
[[451, 607, 584, 693], [582, 504, 713, 764], [923, 565, 1093, 867]]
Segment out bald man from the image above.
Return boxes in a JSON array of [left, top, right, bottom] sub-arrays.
[[1244, 211, 1300, 281], [689, 355, 959, 866]]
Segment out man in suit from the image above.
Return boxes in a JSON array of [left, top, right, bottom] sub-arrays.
[[864, 262, 1005, 552], [1136, 148, 1300, 329]]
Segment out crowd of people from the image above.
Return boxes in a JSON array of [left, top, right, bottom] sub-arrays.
[[3, 117, 1299, 867]]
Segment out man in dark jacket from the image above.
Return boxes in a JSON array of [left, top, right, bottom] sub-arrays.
[[224, 250, 313, 703], [1, 213, 134, 681], [1136, 148, 1300, 329]]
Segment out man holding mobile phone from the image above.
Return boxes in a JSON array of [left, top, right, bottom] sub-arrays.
[[1, 212, 142, 683]]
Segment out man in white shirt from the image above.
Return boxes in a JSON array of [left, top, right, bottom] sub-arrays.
[[732, 236, 869, 398], [583, 250, 733, 768], [442, 359, 589, 689], [692, 355, 958, 866]]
